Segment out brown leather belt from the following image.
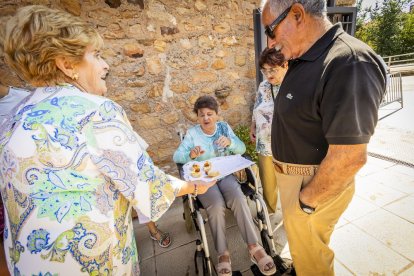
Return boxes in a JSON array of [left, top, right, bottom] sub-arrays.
[[273, 159, 318, 176]]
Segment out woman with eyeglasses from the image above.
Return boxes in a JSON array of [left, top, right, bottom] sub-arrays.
[[250, 47, 287, 214]]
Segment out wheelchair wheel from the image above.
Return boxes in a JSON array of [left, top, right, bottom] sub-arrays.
[[183, 197, 194, 233]]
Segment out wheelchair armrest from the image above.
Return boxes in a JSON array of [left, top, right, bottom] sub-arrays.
[[176, 163, 185, 179]]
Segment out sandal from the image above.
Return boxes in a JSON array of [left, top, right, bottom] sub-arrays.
[[149, 227, 172, 248], [217, 253, 232, 276], [249, 245, 276, 276]]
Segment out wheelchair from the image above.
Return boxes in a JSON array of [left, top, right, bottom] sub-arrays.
[[176, 132, 292, 275]]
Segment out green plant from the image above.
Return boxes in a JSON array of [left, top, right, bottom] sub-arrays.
[[234, 124, 258, 163]]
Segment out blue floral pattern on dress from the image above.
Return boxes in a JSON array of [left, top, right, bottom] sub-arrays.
[[0, 85, 180, 275]]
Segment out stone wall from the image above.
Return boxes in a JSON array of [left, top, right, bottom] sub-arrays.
[[0, 0, 261, 173]]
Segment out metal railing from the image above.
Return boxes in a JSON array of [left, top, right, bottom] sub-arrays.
[[383, 52, 414, 66], [379, 71, 403, 120]]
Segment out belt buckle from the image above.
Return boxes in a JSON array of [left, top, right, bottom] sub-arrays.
[[273, 162, 283, 173]]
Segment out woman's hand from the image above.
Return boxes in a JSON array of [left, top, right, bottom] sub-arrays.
[[189, 146, 205, 159], [177, 179, 216, 197], [190, 179, 217, 195], [249, 123, 256, 143], [214, 136, 231, 148]]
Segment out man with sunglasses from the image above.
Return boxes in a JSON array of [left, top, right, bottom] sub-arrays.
[[261, 1, 387, 275]]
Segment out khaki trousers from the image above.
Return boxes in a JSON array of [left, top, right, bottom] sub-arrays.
[[273, 160, 355, 276], [258, 154, 278, 213]]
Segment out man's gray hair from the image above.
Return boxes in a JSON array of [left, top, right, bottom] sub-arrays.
[[262, 0, 327, 18]]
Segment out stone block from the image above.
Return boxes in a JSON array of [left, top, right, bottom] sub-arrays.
[[235, 55, 246, 66], [183, 110, 198, 123], [146, 57, 162, 75], [60, 0, 81, 16], [198, 35, 215, 49], [160, 26, 179, 36], [154, 40, 167, 52], [214, 22, 231, 33], [170, 83, 190, 94], [127, 0, 144, 9], [123, 43, 144, 58], [215, 50, 228, 58], [222, 36, 238, 46], [130, 103, 151, 113], [245, 67, 256, 79], [161, 112, 179, 125], [180, 38, 193, 50], [211, 59, 226, 70], [228, 94, 247, 106], [148, 84, 163, 98], [195, 0, 207, 11], [105, 0, 121, 8], [137, 115, 160, 129], [189, 95, 200, 105], [127, 79, 146, 87], [128, 24, 143, 37], [192, 72, 216, 83]]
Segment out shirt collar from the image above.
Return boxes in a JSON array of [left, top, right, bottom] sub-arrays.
[[297, 23, 344, 62]]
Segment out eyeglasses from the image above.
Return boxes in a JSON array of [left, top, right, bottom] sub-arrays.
[[260, 68, 278, 75], [264, 6, 292, 39]]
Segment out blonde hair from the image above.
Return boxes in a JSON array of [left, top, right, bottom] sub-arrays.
[[3, 5, 103, 86]]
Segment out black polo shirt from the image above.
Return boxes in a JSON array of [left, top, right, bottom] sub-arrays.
[[271, 23, 386, 165]]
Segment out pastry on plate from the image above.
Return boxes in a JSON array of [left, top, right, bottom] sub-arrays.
[[203, 161, 211, 172], [207, 170, 219, 177], [191, 167, 201, 178], [191, 171, 201, 178]]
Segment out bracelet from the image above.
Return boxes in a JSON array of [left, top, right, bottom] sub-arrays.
[[192, 183, 198, 197]]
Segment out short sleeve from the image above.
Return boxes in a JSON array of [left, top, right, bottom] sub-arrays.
[[321, 61, 385, 144], [86, 100, 182, 223]]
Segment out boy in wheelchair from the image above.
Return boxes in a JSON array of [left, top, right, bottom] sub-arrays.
[[173, 96, 276, 276]]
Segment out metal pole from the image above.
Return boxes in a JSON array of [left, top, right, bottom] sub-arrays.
[[253, 8, 265, 89]]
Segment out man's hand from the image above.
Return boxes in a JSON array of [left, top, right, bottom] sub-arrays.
[[299, 144, 367, 208]]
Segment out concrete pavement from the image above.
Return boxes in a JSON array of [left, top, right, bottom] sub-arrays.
[[1, 80, 413, 275], [135, 76, 414, 275]]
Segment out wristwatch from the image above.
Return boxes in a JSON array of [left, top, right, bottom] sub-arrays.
[[299, 198, 316, 214]]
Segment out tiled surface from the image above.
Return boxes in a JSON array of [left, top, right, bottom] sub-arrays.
[[334, 260, 354, 276], [331, 224, 411, 275], [399, 264, 414, 275], [352, 208, 414, 260], [365, 169, 414, 194], [384, 195, 414, 223], [341, 195, 379, 222], [129, 159, 414, 276], [355, 179, 407, 207], [2, 78, 413, 275], [135, 79, 414, 275]]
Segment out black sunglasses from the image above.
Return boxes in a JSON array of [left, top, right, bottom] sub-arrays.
[[264, 6, 292, 39]]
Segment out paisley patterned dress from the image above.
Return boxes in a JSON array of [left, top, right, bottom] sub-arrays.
[[252, 80, 280, 156], [0, 85, 181, 275]]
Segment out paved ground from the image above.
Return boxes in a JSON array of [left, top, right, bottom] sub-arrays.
[[370, 76, 414, 166], [134, 76, 414, 276], [1, 77, 413, 275]]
